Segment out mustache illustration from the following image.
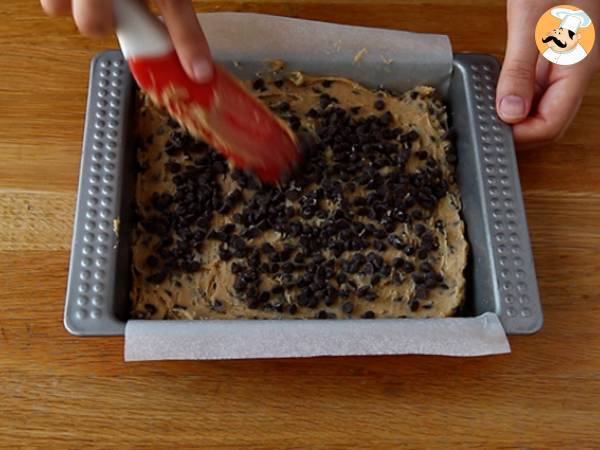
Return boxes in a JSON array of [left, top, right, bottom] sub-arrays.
[[542, 35, 567, 48]]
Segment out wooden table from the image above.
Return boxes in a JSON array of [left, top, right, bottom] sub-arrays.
[[1, 1, 599, 447]]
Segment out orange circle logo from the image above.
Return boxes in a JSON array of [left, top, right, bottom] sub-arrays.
[[535, 5, 595, 65]]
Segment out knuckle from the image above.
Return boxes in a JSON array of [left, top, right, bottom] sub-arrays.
[[542, 126, 563, 144], [502, 59, 535, 82]]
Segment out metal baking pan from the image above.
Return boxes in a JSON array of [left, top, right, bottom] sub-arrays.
[[64, 18, 542, 337]]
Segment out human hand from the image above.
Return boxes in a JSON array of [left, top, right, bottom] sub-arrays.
[[40, 0, 213, 83], [496, 0, 600, 147]]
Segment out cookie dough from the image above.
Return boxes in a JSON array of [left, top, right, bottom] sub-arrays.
[[130, 73, 468, 320]]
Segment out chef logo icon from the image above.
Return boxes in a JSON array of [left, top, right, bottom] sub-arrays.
[[535, 5, 595, 66]]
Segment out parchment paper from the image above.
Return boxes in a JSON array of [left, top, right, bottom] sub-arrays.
[[125, 313, 509, 361], [198, 12, 453, 95]]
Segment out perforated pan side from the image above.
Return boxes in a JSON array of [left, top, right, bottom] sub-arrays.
[[450, 54, 542, 334], [64, 51, 134, 336]]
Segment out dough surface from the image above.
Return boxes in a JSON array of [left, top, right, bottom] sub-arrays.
[[130, 73, 468, 320]]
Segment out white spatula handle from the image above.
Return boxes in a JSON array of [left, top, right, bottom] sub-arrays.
[[113, 0, 173, 59]]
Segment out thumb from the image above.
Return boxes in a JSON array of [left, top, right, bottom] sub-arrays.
[[496, 2, 540, 123]]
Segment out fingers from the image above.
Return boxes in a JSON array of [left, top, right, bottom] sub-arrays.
[[40, 0, 71, 16], [512, 65, 592, 146], [155, 0, 214, 83], [72, 0, 113, 38], [496, 1, 541, 123]]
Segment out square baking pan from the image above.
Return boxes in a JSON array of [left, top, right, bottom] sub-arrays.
[[64, 16, 543, 336]]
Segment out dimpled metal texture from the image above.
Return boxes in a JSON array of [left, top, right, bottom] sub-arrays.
[[64, 51, 132, 335], [64, 51, 543, 336], [451, 54, 543, 333]]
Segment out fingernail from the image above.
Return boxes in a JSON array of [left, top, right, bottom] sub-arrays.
[[191, 59, 214, 83], [499, 95, 526, 119]]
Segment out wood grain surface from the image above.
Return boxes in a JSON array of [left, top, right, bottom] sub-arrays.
[[1, 1, 600, 448]]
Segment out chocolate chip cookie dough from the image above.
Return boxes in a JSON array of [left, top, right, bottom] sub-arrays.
[[130, 72, 468, 320]]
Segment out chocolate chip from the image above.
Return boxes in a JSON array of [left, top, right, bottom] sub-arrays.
[[342, 301, 354, 314], [414, 286, 427, 300], [146, 255, 159, 268], [420, 262, 433, 272], [233, 278, 247, 291], [166, 161, 181, 173], [387, 234, 404, 250], [336, 272, 348, 284], [261, 242, 275, 254], [374, 228, 387, 240], [151, 192, 173, 211], [322, 79, 334, 88], [364, 292, 377, 301], [414, 223, 427, 236], [313, 310, 326, 319], [379, 111, 393, 126], [222, 223, 235, 234], [351, 252, 366, 267], [306, 108, 319, 118], [416, 150, 428, 160], [361, 311, 375, 319], [392, 257, 404, 268], [289, 115, 301, 130], [393, 272, 404, 284], [252, 78, 265, 91], [366, 252, 383, 269], [410, 299, 420, 312], [412, 272, 426, 285], [424, 273, 438, 289], [183, 261, 202, 273], [207, 230, 227, 241], [346, 261, 359, 274], [211, 299, 224, 312], [258, 291, 270, 303], [285, 187, 301, 201], [231, 236, 246, 250], [374, 99, 385, 111], [403, 261, 415, 273], [218, 245, 232, 261], [146, 271, 167, 284], [373, 240, 387, 251], [320, 94, 332, 109], [403, 244, 416, 256], [407, 130, 420, 142], [324, 295, 336, 307]]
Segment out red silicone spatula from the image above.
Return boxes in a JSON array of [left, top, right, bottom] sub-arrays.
[[113, 0, 300, 182]]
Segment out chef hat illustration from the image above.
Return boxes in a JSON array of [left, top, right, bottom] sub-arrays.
[[551, 8, 592, 34]]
